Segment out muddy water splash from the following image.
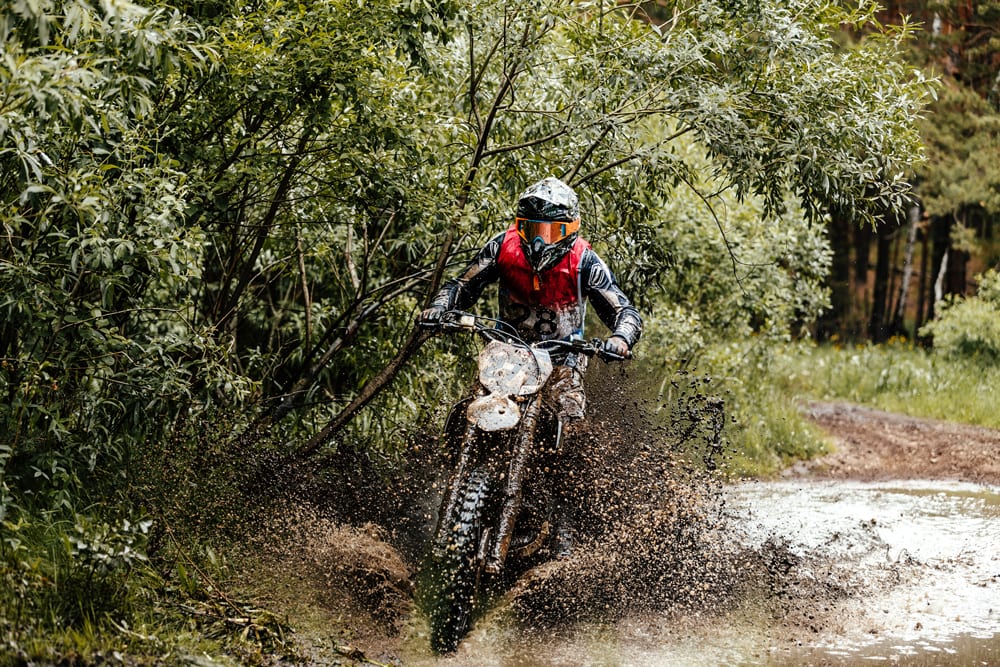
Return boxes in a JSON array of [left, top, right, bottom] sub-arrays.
[[387, 367, 790, 664], [393, 480, 998, 666], [731, 479, 1000, 665], [498, 367, 753, 625], [227, 367, 998, 666]]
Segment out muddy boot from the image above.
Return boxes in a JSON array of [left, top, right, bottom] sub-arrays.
[[553, 525, 576, 559], [511, 522, 551, 558]]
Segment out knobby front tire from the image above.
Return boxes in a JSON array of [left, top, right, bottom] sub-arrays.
[[426, 467, 492, 654]]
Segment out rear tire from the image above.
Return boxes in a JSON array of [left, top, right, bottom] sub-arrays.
[[425, 467, 492, 653]]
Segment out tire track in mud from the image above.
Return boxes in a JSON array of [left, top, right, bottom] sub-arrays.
[[795, 400, 1000, 484]]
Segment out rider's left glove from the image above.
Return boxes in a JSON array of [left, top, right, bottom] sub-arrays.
[[603, 335, 631, 359], [419, 305, 446, 327]]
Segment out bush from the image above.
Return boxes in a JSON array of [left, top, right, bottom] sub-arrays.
[[920, 269, 1000, 363]]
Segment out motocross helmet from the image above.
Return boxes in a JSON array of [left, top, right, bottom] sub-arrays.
[[515, 177, 581, 273]]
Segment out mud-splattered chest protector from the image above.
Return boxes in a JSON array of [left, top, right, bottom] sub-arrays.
[[496, 224, 589, 341]]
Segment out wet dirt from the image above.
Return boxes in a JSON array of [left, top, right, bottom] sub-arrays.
[[793, 400, 1000, 484], [249, 396, 1000, 666], [754, 400, 1000, 665]]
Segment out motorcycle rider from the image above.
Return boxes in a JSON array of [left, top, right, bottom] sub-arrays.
[[419, 176, 643, 556]]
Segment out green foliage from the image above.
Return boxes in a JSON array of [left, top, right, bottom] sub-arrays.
[[0, 0, 934, 657], [1, 0, 237, 500], [643, 0, 929, 225], [916, 81, 1000, 219], [919, 269, 1000, 363], [1, 503, 153, 652], [636, 182, 832, 366], [770, 338, 1000, 428], [1, 4, 256, 661], [1, 413, 291, 665]]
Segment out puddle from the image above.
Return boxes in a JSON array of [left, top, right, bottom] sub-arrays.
[[729, 479, 1000, 664], [400, 479, 998, 665]]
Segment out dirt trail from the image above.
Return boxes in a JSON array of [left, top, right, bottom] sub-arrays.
[[793, 400, 1000, 484]]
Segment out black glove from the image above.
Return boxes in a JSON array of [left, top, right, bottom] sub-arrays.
[[603, 335, 630, 359], [419, 305, 446, 327]]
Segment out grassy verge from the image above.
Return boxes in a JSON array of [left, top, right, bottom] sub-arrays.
[[0, 521, 287, 667], [681, 338, 1000, 478], [0, 416, 296, 666], [771, 338, 1000, 429]]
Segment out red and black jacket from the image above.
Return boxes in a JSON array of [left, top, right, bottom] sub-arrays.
[[430, 224, 643, 348]]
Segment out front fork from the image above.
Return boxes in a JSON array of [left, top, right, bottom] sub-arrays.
[[435, 389, 485, 542], [434, 390, 551, 575], [485, 395, 542, 574]]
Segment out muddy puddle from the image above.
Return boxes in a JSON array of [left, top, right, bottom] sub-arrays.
[[395, 479, 998, 666], [732, 479, 1000, 665], [731, 481, 1000, 665]]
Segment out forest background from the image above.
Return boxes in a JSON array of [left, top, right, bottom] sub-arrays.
[[1, 0, 999, 663]]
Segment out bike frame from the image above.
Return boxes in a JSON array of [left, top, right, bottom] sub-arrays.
[[428, 310, 619, 577]]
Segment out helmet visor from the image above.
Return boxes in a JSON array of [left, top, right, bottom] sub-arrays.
[[515, 217, 580, 246]]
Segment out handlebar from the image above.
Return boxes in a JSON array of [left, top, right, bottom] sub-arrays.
[[419, 310, 630, 362]]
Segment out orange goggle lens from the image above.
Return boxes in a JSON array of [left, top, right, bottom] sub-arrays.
[[515, 217, 580, 245]]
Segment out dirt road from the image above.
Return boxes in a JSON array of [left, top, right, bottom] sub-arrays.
[[794, 400, 1000, 484]]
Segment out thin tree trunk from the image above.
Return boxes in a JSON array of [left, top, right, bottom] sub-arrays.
[[885, 224, 901, 329], [916, 222, 930, 333], [927, 215, 953, 321], [890, 201, 920, 336], [934, 247, 948, 305], [287, 326, 436, 464], [852, 221, 874, 339], [817, 212, 851, 340]]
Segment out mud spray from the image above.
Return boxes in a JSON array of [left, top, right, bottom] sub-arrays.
[[207, 364, 797, 664], [194, 364, 998, 666]]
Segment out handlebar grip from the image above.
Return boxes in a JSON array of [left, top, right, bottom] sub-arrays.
[[598, 349, 629, 362]]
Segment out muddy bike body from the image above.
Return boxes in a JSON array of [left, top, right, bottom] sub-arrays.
[[421, 310, 619, 653]]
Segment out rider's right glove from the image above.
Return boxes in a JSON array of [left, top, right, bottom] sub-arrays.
[[419, 305, 446, 327], [603, 335, 631, 359]]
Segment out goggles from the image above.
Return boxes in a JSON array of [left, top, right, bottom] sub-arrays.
[[515, 217, 580, 245]]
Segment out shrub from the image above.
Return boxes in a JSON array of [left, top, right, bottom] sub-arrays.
[[920, 269, 1000, 363]]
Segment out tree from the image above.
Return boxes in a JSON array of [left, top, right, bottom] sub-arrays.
[[288, 0, 931, 458], [1, 0, 931, 469], [817, 1, 1000, 341], [1, 0, 219, 493]]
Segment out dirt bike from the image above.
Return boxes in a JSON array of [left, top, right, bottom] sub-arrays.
[[418, 310, 625, 653]]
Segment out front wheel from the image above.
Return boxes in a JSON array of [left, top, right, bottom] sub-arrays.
[[424, 467, 492, 653]]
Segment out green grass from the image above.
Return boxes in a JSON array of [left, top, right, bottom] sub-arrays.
[[0, 435, 291, 667], [675, 337, 1000, 478], [773, 338, 1000, 429], [0, 521, 289, 667]]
